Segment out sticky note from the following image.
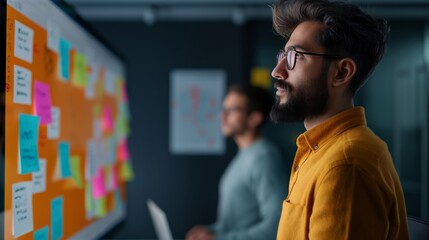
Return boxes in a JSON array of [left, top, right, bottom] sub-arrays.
[[19, 114, 40, 174], [14, 20, 34, 63], [85, 140, 98, 181], [110, 164, 119, 190], [51, 197, 64, 240], [250, 67, 272, 89], [70, 155, 83, 188], [59, 38, 71, 80], [32, 159, 47, 194], [59, 142, 71, 178], [120, 161, 134, 182], [95, 197, 107, 218], [47, 20, 60, 52], [73, 51, 89, 87], [102, 106, 114, 133], [104, 71, 115, 95], [13, 65, 32, 105], [34, 80, 53, 125], [86, 63, 98, 99], [47, 107, 60, 139], [93, 167, 106, 199], [117, 138, 130, 162], [12, 181, 34, 237], [34, 226, 49, 240], [85, 182, 94, 220]]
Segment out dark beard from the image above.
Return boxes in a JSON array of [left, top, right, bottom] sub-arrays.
[[270, 64, 329, 123]]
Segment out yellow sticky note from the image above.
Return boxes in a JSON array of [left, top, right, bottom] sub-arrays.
[[250, 67, 271, 89], [70, 155, 83, 188], [120, 161, 134, 182], [73, 51, 88, 87]]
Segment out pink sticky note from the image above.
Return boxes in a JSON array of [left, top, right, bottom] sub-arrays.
[[92, 167, 106, 199], [34, 80, 53, 125], [102, 106, 113, 132], [117, 139, 130, 162]]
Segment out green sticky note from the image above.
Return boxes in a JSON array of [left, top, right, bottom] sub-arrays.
[[120, 161, 134, 182], [70, 156, 83, 188], [95, 197, 107, 218], [85, 182, 93, 214], [73, 51, 88, 87]]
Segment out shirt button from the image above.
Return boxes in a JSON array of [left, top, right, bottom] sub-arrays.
[[314, 145, 319, 150]]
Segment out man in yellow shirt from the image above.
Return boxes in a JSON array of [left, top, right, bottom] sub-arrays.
[[270, 0, 409, 239]]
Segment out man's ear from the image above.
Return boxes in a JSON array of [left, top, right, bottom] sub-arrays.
[[332, 58, 356, 87], [248, 111, 263, 129]]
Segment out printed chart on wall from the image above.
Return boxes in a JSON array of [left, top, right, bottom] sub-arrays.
[[4, 0, 134, 239], [170, 69, 226, 155]]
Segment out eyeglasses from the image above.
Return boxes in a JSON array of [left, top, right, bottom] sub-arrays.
[[277, 47, 344, 70], [221, 107, 248, 115]]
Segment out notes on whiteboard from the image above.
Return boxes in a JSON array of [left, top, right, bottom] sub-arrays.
[[59, 38, 71, 80], [32, 159, 47, 194], [12, 181, 34, 238], [34, 80, 53, 125], [59, 142, 71, 178], [14, 20, 34, 63], [47, 107, 60, 139], [47, 20, 60, 52], [34, 226, 49, 240], [13, 65, 32, 105], [51, 196, 64, 240], [19, 114, 40, 174]]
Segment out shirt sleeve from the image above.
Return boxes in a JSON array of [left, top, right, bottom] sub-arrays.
[[216, 152, 289, 240], [309, 164, 392, 240]]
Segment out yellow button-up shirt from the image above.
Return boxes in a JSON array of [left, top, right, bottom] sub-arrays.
[[277, 107, 408, 240]]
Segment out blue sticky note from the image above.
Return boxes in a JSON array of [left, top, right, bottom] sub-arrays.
[[51, 197, 63, 240], [34, 226, 49, 240], [19, 114, 40, 174], [59, 38, 71, 80], [59, 142, 71, 178]]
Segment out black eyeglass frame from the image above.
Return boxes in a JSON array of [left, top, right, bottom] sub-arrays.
[[277, 47, 345, 70]]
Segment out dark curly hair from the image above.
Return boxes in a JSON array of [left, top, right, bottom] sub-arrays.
[[273, 0, 390, 95], [228, 85, 274, 129]]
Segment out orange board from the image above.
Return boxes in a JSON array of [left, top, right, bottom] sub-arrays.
[[4, 1, 132, 239]]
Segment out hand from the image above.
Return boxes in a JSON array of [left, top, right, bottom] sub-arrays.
[[185, 225, 214, 240]]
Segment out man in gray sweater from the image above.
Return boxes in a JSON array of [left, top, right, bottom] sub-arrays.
[[186, 85, 289, 240]]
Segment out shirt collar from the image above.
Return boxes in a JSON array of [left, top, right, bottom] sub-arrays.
[[296, 107, 367, 151]]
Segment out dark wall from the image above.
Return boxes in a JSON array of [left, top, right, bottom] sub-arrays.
[[90, 21, 247, 239]]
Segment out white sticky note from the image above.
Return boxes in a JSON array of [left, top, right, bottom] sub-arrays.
[[94, 119, 102, 139], [13, 65, 32, 105], [12, 181, 34, 237], [85, 140, 98, 181], [47, 107, 60, 139], [32, 159, 47, 194], [47, 21, 60, 52], [85, 64, 97, 99], [14, 20, 34, 63], [104, 71, 115, 95]]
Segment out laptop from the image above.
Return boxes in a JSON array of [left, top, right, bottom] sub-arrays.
[[147, 199, 174, 240]]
